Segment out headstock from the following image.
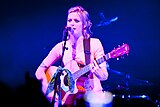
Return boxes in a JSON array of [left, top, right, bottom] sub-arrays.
[[109, 43, 130, 59]]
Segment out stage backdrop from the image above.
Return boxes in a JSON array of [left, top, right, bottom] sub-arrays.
[[0, 0, 160, 95]]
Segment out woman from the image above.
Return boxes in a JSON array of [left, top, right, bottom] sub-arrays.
[[35, 5, 110, 107]]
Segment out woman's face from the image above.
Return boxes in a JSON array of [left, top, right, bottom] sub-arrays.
[[67, 12, 83, 38]]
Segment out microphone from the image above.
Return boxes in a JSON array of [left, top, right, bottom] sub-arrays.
[[66, 27, 74, 34], [67, 27, 71, 31], [62, 27, 74, 41]]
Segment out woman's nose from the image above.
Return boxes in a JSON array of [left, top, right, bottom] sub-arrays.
[[70, 22, 74, 26]]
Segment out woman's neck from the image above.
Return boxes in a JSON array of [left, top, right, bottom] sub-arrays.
[[70, 35, 83, 47]]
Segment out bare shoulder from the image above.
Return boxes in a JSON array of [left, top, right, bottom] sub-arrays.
[[90, 37, 102, 44]]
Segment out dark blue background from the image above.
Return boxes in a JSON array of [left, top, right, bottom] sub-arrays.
[[0, 0, 160, 97]]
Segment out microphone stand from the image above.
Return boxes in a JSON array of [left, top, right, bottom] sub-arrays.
[[51, 28, 68, 107]]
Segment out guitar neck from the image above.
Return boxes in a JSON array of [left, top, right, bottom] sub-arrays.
[[72, 53, 110, 80]]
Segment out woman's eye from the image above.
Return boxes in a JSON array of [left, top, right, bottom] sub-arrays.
[[68, 19, 72, 22], [74, 19, 80, 23]]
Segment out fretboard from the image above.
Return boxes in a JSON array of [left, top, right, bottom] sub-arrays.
[[72, 53, 110, 80]]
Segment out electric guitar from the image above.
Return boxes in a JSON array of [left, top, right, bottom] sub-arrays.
[[45, 43, 130, 104]]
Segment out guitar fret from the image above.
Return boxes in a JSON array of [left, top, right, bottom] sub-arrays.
[[72, 64, 91, 80], [105, 54, 109, 61], [72, 54, 110, 80], [96, 56, 105, 65], [85, 64, 90, 71]]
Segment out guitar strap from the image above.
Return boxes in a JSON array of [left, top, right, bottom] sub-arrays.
[[83, 38, 93, 79], [75, 38, 94, 93], [83, 38, 90, 65]]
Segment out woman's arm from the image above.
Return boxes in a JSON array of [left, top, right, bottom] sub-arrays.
[[91, 38, 108, 81], [35, 42, 62, 93]]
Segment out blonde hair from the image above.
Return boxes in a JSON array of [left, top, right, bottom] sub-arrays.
[[67, 6, 93, 39]]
